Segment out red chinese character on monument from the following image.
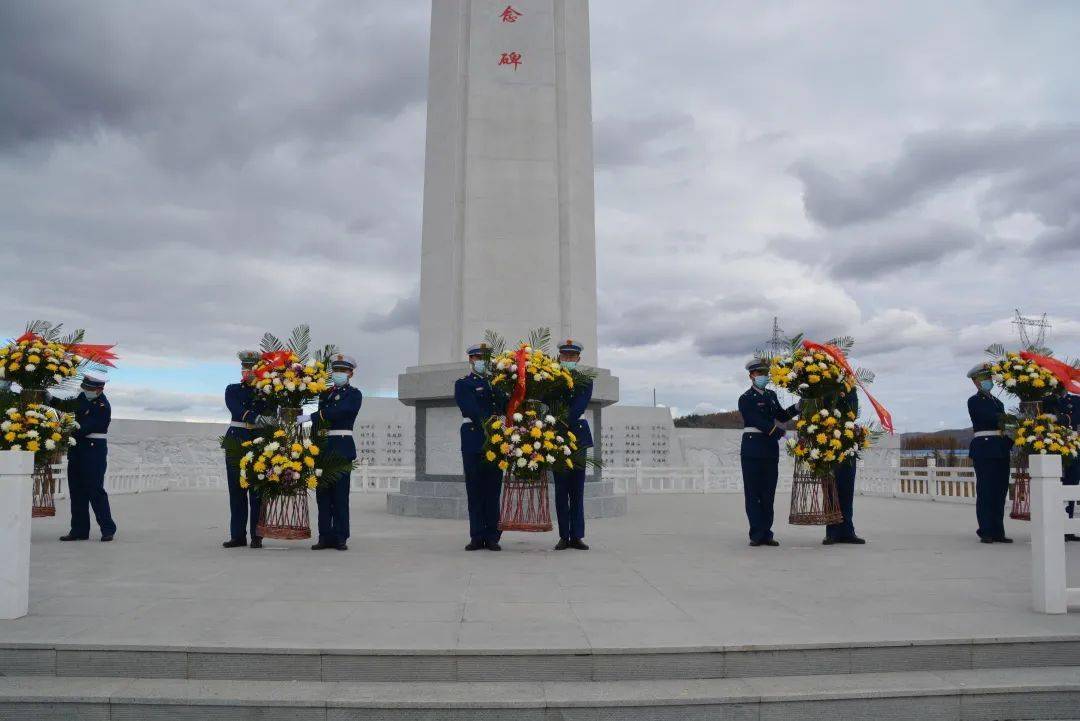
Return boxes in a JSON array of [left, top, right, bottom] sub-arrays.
[[500, 6, 523, 23], [498, 52, 523, 70]]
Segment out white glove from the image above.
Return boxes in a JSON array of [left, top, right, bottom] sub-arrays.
[[299, 414, 312, 424]]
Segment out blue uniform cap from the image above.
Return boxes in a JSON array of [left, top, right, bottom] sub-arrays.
[[238, 350, 260, 367], [466, 342, 490, 357], [967, 363, 992, 379], [558, 339, 583, 355], [329, 353, 357, 371], [81, 372, 108, 390], [745, 358, 769, 373]]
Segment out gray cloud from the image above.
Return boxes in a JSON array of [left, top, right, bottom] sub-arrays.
[[361, 292, 420, 333], [793, 125, 1080, 228], [595, 112, 695, 168]]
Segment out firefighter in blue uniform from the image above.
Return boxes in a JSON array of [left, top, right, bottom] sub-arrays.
[[738, 359, 799, 547], [1067, 392, 1080, 542], [1046, 386, 1080, 541], [455, 342, 504, 551], [823, 389, 866, 545], [60, 373, 117, 542], [553, 340, 592, 551], [306, 354, 362, 551], [967, 363, 1013, 544], [223, 350, 265, 549]]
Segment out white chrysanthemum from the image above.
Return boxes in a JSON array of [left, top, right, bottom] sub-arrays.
[[809, 448, 820, 459], [266, 442, 279, 452], [513, 412, 523, 422], [807, 425, 817, 433], [533, 374, 542, 382], [798, 383, 809, 390], [533, 441, 541, 449], [25, 430, 38, 438], [528, 461, 539, 471], [0, 421, 8, 431], [315, 469, 323, 477], [820, 409, 830, 417], [513, 448, 524, 457], [545, 415, 556, 424], [68, 437, 77, 446], [510, 433, 521, 443], [262, 386, 273, 394], [510, 364, 518, 373], [9, 444, 19, 450], [786, 438, 796, 447], [253, 437, 265, 444], [534, 420, 543, 428], [44, 439, 56, 450], [1006, 379, 1017, 387], [844, 421, 855, 429], [833, 430, 841, 438], [563, 447, 572, 455], [546, 454, 555, 463], [516, 457, 527, 468]]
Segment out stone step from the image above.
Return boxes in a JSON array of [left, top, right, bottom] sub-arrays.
[[0, 666, 1078, 720], [3, 637, 1078, 683]]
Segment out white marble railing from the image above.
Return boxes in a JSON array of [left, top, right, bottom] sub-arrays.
[[42, 459, 1033, 506]]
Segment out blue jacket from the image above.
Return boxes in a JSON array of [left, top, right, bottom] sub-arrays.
[[738, 387, 798, 459], [566, 378, 594, 449], [69, 392, 111, 459], [311, 384, 363, 462], [455, 373, 502, 455], [967, 391, 1011, 460], [224, 382, 263, 440]]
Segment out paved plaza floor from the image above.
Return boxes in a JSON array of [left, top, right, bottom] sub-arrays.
[[3, 490, 1078, 651]]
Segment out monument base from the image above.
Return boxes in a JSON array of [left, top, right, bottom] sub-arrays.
[[387, 479, 627, 520], [391, 362, 625, 519]]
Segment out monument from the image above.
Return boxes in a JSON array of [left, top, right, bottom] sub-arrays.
[[390, 0, 624, 519]]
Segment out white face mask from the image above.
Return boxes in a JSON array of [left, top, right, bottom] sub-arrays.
[[332, 372, 349, 386], [83, 390, 101, 400]]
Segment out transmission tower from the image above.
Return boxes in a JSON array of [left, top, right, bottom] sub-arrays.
[[765, 316, 786, 357], [1013, 308, 1051, 352]]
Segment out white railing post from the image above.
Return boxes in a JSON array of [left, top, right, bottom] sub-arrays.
[[634, 462, 643, 495], [702, 462, 709, 493], [0, 450, 34, 620], [361, 463, 370, 493], [1030, 454, 1066, 614], [926, 458, 937, 499]]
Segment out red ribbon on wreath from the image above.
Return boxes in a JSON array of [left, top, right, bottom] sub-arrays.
[[15, 332, 118, 367], [802, 339, 894, 434], [1020, 351, 1080, 394], [504, 346, 529, 425], [254, 350, 293, 379]]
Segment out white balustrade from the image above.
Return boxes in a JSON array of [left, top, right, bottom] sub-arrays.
[[1028, 454, 1080, 614]]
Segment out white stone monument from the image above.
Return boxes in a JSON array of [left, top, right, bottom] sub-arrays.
[[391, 0, 623, 519], [0, 450, 34, 620]]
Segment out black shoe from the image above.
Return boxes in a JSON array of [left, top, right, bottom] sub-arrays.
[[311, 541, 334, 550], [995, 537, 1014, 544], [1066, 534, 1080, 542], [59, 534, 87, 542], [980, 537, 995, 544], [568, 538, 589, 550], [554, 538, 570, 550], [465, 540, 485, 551], [763, 539, 779, 547], [249, 537, 263, 549], [486, 542, 502, 551], [841, 536, 866, 545], [822, 537, 837, 545], [335, 543, 348, 551], [100, 535, 114, 542], [223, 538, 247, 548]]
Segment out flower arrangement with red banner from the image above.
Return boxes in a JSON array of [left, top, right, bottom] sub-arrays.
[[479, 328, 591, 533], [765, 334, 890, 525], [0, 320, 117, 518]]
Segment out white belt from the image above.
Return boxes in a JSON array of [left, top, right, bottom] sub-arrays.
[[86, 433, 107, 439], [743, 427, 762, 434], [973, 430, 1002, 438], [229, 422, 255, 429], [326, 430, 352, 437]]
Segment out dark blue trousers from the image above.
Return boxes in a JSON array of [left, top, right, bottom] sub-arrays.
[[826, 461, 857, 540], [463, 453, 502, 543], [1064, 462, 1079, 519], [553, 466, 586, 540], [316, 470, 351, 544], [741, 456, 778, 543], [973, 457, 1009, 539], [225, 452, 260, 540], [67, 441, 116, 538]]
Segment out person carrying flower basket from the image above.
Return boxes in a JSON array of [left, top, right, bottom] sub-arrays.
[[455, 342, 506, 551], [552, 339, 592, 551], [59, 373, 117, 542], [305, 354, 362, 551], [222, 350, 267, 549], [967, 363, 1013, 543], [738, 358, 800, 547]]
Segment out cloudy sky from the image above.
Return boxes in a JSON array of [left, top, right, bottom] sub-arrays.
[[3, 1, 1078, 431]]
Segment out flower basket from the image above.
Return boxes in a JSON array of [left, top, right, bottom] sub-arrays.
[[499, 472, 553, 532], [31, 460, 59, 518], [257, 491, 311, 539], [788, 461, 844, 526], [1010, 467, 1030, 521]]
